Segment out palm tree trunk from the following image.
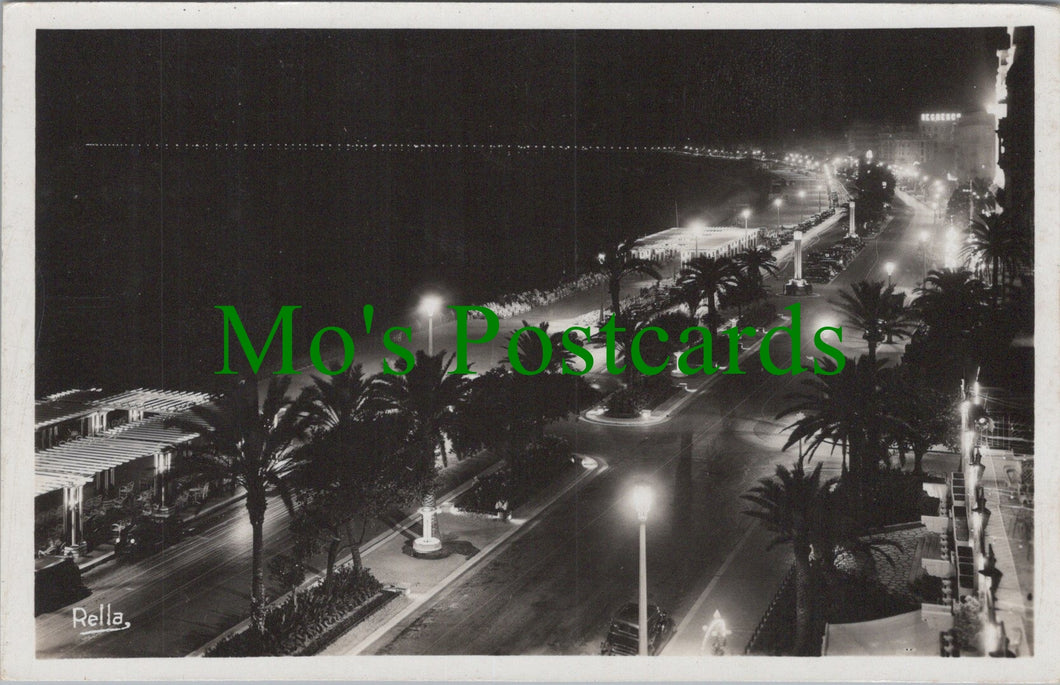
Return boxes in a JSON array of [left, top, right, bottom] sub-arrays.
[[793, 547, 815, 655], [346, 519, 364, 571], [325, 537, 340, 589], [248, 505, 267, 634], [992, 257, 1000, 306]]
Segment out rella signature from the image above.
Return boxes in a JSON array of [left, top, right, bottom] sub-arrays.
[[73, 604, 130, 636]]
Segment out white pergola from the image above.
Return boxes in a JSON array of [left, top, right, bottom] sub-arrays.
[[35, 410, 208, 552]]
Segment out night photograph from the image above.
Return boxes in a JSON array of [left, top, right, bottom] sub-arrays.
[[6, 7, 1044, 675]]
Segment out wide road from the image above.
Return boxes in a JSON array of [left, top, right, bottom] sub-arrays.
[[34, 170, 895, 658], [354, 192, 934, 655]]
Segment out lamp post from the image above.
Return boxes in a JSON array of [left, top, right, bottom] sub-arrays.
[[884, 261, 895, 289], [420, 295, 442, 356], [773, 197, 782, 227], [740, 208, 751, 229], [919, 230, 929, 281], [816, 184, 824, 212], [632, 483, 653, 656]]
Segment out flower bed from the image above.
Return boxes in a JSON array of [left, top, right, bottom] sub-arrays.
[[205, 565, 395, 657], [453, 437, 576, 517], [603, 377, 675, 418]]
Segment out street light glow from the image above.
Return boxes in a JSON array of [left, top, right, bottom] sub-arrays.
[[919, 230, 929, 243], [420, 294, 443, 318], [632, 483, 653, 522], [740, 208, 751, 220], [885, 261, 895, 276]]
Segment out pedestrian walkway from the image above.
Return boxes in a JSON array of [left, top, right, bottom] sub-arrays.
[[980, 447, 1034, 654], [661, 520, 793, 656], [321, 455, 605, 655]]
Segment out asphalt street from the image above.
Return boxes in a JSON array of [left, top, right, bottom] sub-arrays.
[[36, 171, 934, 658], [350, 191, 935, 655]]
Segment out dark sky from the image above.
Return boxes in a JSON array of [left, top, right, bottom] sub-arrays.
[[35, 28, 1013, 392], [39, 28, 1007, 149]]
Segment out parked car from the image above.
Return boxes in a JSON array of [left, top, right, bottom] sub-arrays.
[[115, 513, 184, 556], [600, 603, 675, 656]]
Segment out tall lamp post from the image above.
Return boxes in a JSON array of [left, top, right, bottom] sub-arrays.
[[885, 261, 895, 289], [421, 295, 442, 356], [632, 483, 653, 656], [773, 197, 783, 228], [741, 208, 751, 229], [816, 184, 824, 212], [918, 230, 929, 281]]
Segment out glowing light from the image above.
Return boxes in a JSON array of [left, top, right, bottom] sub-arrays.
[[420, 295, 442, 318], [632, 483, 653, 522]]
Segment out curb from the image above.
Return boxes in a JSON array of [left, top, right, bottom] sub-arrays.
[[343, 454, 608, 655], [184, 456, 507, 656]]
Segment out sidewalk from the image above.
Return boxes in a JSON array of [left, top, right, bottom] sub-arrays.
[[320, 455, 605, 655], [661, 520, 793, 656], [980, 447, 1034, 654]]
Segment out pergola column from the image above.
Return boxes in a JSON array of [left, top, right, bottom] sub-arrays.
[[63, 483, 86, 556], [154, 450, 173, 511]]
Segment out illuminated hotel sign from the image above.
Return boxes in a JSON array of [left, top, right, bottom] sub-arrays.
[[921, 112, 962, 122]]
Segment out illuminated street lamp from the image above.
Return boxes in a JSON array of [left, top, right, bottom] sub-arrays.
[[740, 208, 751, 229], [884, 261, 895, 289], [773, 197, 783, 227], [632, 483, 653, 656], [420, 294, 442, 356]]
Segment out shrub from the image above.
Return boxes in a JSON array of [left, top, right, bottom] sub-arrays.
[[455, 437, 576, 516], [206, 565, 383, 657], [603, 376, 675, 418]]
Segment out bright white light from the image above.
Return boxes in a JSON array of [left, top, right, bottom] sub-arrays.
[[420, 294, 443, 318], [773, 198, 783, 207], [740, 208, 752, 219], [885, 261, 895, 276], [632, 483, 653, 521], [919, 230, 929, 243], [598, 252, 606, 264], [798, 190, 806, 199]]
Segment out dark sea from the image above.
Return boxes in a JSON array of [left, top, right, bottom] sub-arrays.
[[36, 150, 771, 394]]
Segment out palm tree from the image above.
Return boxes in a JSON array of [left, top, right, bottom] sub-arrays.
[[502, 321, 575, 375], [374, 350, 474, 545], [832, 280, 915, 367], [913, 268, 989, 340], [284, 365, 410, 585], [722, 270, 766, 323], [598, 237, 661, 320], [778, 357, 909, 502], [734, 245, 780, 294], [742, 458, 835, 655], [878, 365, 954, 474], [167, 377, 299, 634], [374, 350, 473, 468], [678, 255, 738, 340], [962, 213, 1030, 305]]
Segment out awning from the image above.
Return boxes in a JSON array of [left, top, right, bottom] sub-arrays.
[[34, 412, 206, 497], [95, 388, 213, 415], [34, 388, 105, 430], [822, 609, 952, 656]]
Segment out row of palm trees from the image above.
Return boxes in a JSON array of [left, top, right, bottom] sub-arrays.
[[744, 260, 1018, 654], [169, 336, 589, 635]]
